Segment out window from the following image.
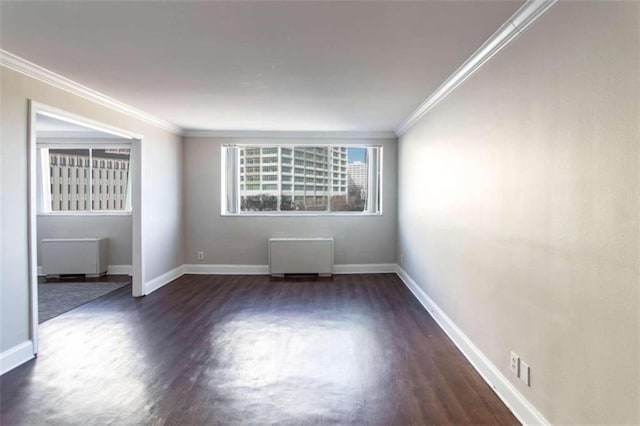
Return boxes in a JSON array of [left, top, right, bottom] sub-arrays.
[[222, 145, 382, 214], [39, 147, 131, 213]]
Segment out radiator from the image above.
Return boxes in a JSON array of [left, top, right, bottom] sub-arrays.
[[41, 238, 108, 277], [269, 238, 334, 277]]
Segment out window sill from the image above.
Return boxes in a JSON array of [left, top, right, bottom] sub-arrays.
[[38, 211, 132, 217]]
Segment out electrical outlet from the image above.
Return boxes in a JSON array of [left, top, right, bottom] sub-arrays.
[[520, 360, 530, 386], [197, 251, 204, 261], [510, 352, 520, 376]]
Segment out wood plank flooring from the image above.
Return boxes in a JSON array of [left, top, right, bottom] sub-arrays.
[[0, 274, 518, 425]]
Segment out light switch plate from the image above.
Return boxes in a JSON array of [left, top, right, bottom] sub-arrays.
[[520, 360, 530, 386], [510, 352, 520, 376]]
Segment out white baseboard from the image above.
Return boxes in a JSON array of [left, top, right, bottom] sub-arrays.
[[333, 263, 397, 274], [1, 340, 34, 376], [38, 264, 133, 276], [37, 262, 399, 284], [183, 263, 398, 275], [144, 265, 185, 295], [395, 266, 550, 426], [184, 264, 269, 275], [107, 264, 133, 275], [38, 263, 398, 280]]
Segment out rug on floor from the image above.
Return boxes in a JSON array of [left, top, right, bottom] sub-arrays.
[[39, 282, 131, 323]]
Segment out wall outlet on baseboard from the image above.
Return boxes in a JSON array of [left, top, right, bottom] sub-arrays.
[[510, 351, 520, 376], [196, 251, 204, 261], [520, 360, 530, 386]]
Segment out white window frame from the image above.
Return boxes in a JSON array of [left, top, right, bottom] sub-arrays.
[[37, 140, 133, 216], [221, 143, 383, 216]]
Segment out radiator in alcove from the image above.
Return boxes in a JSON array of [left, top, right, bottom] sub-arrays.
[[268, 238, 333, 277], [41, 238, 108, 277]]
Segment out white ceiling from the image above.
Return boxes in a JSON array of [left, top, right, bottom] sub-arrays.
[[1, 1, 523, 133]]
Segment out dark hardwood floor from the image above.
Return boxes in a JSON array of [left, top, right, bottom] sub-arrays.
[[1, 274, 518, 425]]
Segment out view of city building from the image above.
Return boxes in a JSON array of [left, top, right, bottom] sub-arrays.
[[238, 146, 367, 212], [347, 160, 367, 199], [46, 148, 131, 211]]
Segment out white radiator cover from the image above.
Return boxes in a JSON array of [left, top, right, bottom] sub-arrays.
[[41, 238, 108, 277], [269, 238, 334, 276]]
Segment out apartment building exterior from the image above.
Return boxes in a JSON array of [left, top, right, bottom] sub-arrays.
[[239, 146, 349, 211], [347, 160, 367, 197], [47, 148, 131, 211]]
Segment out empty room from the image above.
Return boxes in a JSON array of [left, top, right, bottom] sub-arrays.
[[0, 1, 638, 425]]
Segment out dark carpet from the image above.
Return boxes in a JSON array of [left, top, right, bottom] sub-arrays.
[[38, 282, 131, 323]]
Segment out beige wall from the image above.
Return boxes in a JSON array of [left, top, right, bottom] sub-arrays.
[[0, 67, 184, 352], [183, 137, 397, 266], [398, 2, 639, 424]]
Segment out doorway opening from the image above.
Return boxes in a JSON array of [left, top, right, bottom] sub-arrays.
[[28, 101, 143, 353]]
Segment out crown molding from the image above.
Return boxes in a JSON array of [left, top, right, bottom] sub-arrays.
[[183, 129, 397, 140], [395, 0, 558, 137], [0, 49, 183, 135]]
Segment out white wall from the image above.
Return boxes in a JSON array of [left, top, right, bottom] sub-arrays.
[[36, 215, 132, 268], [183, 137, 397, 266], [398, 2, 639, 424], [0, 67, 184, 353]]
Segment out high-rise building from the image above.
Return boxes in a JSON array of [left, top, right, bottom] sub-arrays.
[[347, 161, 367, 196], [239, 146, 349, 211], [48, 148, 130, 211]]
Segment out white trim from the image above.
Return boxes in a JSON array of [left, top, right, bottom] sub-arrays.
[[0, 341, 35, 376], [183, 263, 397, 275], [107, 265, 133, 276], [184, 264, 270, 275], [395, 266, 550, 426], [333, 263, 397, 274], [27, 102, 40, 353], [1, 50, 182, 135], [395, 0, 558, 136], [184, 130, 397, 140], [144, 265, 185, 295]]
